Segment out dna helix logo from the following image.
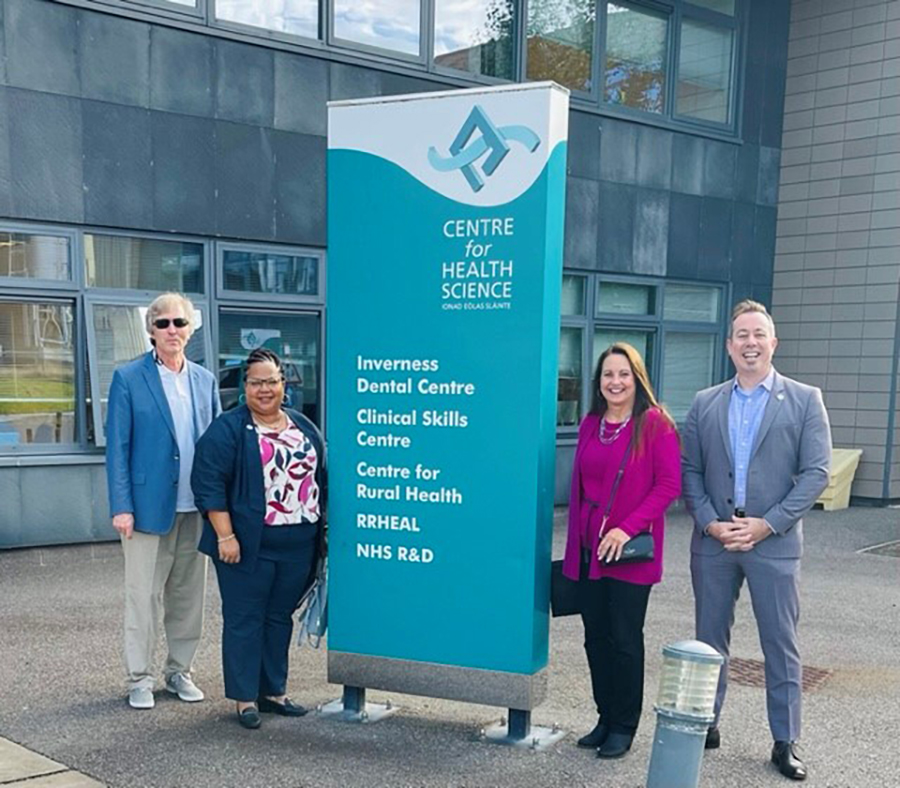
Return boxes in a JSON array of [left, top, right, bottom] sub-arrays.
[[427, 105, 541, 193]]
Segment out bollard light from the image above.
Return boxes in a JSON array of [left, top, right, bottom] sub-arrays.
[[655, 640, 722, 720], [646, 640, 724, 788]]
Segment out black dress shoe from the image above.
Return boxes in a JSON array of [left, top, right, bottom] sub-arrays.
[[705, 726, 720, 750], [771, 741, 807, 781], [576, 719, 609, 748], [257, 696, 308, 717], [237, 707, 261, 729], [597, 731, 634, 759]]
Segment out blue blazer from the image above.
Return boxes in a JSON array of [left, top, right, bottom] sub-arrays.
[[191, 405, 327, 573], [106, 352, 222, 535]]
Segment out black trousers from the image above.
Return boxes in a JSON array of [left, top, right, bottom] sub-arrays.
[[214, 526, 316, 702], [580, 574, 652, 734]]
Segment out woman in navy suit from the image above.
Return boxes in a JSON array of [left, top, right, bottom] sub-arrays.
[[192, 348, 326, 729]]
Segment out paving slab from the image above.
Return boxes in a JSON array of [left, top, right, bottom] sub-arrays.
[[0, 736, 65, 782]]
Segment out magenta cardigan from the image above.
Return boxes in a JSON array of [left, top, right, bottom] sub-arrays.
[[563, 408, 682, 585]]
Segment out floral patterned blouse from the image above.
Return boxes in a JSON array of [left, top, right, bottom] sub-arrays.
[[256, 422, 321, 526]]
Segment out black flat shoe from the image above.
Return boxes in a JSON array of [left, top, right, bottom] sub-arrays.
[[237, 707, 261, 729], [705, 726, 720, 750], [597, 731, 633, 759], [772, 741, 807, 781], [257, 696, 308, 717], [577, 719, 609, 748]]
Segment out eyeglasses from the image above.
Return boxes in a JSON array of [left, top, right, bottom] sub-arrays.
[[246, 377, 283, 389], [153, 318, 190, 329]]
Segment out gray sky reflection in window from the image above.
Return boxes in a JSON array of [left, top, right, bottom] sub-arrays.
[[216, 0, 319, 38], [334, 0, 421, 55], [434, 0, 515, 79]]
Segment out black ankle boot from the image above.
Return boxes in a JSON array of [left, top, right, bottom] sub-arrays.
[[577, 719, 609, 748], [597, 731, 634, 759]]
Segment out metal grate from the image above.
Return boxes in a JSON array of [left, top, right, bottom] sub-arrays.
[[858, 540, 900, 558], [729, 657, 833, 693]]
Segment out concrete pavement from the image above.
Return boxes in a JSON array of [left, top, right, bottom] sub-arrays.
[[0, 507, 897, 788]]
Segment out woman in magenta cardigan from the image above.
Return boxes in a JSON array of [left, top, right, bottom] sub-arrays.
[[563, 342, 682, 759]]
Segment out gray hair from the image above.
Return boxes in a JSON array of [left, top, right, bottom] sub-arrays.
[[145, 292, 196, 337], [730, 299, 776, 337]]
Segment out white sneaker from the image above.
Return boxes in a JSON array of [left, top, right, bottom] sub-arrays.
[[128, 687, 155, 709], [165, 672, 204, 702]]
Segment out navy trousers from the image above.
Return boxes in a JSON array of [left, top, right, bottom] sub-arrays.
[[580, 574, 652, 734], [214, 526, 316, 702]]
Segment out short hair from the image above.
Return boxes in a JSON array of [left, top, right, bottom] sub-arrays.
[[244, 347, 284, 379], [145, 292, 196, 336], [730, 299, 776, 337]]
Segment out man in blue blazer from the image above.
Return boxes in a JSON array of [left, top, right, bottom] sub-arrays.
[[106, 293, 221, 710], [682, 300, 831, 782]]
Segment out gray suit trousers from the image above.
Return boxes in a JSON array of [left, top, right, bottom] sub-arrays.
[[691, 547, 801, 742]]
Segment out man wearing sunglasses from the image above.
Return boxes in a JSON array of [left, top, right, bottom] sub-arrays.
[[106, 293, 222, 710]]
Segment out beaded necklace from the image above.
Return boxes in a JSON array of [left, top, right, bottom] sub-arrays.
[[598, 414, 632, 445]]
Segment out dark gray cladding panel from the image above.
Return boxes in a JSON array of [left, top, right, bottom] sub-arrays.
[[760, 0, 790, 150], [667, 191, 701, 281], [328, 651, 548, 710], [79, 12, 150, 107], [633, 189, 669, 276], [8, 89, 83, 223], [379, 71, 442, 97], [740, 0, 767, 144], [274, 53, 328, 137], [215, 40, 274, 127], [83, 101, 153, 229], [0, 0, 7, 86], [20, 465, 96, 545], [752, 206, 777, 285], [734, 143, 760, 205], [5, 0, 79, 96], [215, 121, 275, 240], [150, 26, 214, 118], [152, 112, 215, 235], [567, 111, 601, 181], [272, 129, 326, 246], [564, 176, 600, 270], [0, 469, 23, 547], [0, 88, 10, 216], [703, 140, 736, 200], [671, 134, 704, 196], [598, 118, 637, 184], [730, 201, 756, 285], [635, 125, 672, 191], [329, 62, 382, 101], [698, 197, 733, 281], [757, 146, 780, 207], [597, 181, 635, 272]]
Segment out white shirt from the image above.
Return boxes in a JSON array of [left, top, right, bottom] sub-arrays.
[[158, 360, 197, 512]]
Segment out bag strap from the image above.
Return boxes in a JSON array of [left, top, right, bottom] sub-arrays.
[[598, 430, 637, 537]]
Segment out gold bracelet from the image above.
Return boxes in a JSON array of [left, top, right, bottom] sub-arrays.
[[217, 534, 236, 543]]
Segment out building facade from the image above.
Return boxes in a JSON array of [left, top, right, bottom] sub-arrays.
[[1, 0, 793, 548], [772, 0, 900, 503]]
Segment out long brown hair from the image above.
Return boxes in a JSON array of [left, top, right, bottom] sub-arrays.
[[589, 342, 674, 455]]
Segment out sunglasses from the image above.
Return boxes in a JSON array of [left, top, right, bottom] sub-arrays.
[[153, 318, 190, 329]]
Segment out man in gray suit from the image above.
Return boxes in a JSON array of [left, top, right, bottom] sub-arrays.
[[682, 300, 831, 782]]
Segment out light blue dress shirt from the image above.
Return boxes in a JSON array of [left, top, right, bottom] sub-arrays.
[[729, 368, 775, 510], [158, 359, 197, 512]]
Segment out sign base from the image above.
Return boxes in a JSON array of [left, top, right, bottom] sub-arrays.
[[480, 715, 567, 751]]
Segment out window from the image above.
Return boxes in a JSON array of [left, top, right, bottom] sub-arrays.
[[526, 0, 596, 93], [85, 234, 204, 294], [677, 17, 733, 123], [604, 2, 668, 113], [86, 302, 210, 446], [0, 300, 76, 448], [0, 230, 72, 282], [602, 0, 740, 130], [333, 0, 421, 56], [220, 245, 322, 299], [557, 274, 724, 430], [434, 0, 515, 80], [216, 0, 320, 38], [218, 309, 322, 426]]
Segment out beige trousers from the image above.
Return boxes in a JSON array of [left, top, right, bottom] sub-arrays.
[[121, 512, 207, 690]]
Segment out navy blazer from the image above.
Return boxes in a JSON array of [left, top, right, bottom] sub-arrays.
[[106, 352, 221, 535], [191, 405, 327, 572]]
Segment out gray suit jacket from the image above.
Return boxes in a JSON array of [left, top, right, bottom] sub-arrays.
[[682, 370, 831, 559]]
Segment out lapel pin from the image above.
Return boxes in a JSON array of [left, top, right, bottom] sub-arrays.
[[777, 393, 785, 401]]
